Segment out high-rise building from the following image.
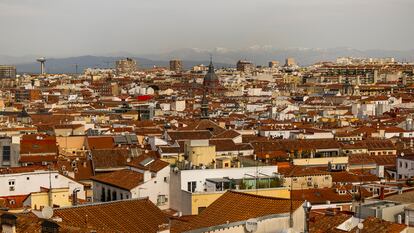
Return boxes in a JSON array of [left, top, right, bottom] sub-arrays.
[[236, 60, 254, 72], [115, 58, 137, 74], [285, 58, 297, 67], [0, 65, 16, 79], [169, 59, 183, 72], [268, 61, 279, 68]]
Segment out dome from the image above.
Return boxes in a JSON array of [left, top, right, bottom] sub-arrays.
[[203, 60, 219, 89]]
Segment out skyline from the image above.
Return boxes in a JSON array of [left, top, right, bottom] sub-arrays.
[[1, 0, 413, 57]]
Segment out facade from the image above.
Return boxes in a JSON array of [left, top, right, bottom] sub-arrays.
[[0, 170, 85, 199], [0, 137, 20, 167], [236, 60, 254, 72], [92, 157, 170, 209], [0, 65, 16, 79], [169, 59, 183, 72], [285, 57, 297, 67], [268, 60, 279, 68], [115, 58, 137, 74], [169, 165, 280, 214]]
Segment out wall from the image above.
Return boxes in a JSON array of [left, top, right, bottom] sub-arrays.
[[284, 174, 332, 190], [0, 171, 85, 199], [293, 157, 348, 166]]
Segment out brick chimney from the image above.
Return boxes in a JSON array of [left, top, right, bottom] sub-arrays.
[[1, 213, 17, 233]]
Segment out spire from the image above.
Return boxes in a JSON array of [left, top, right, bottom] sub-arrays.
[[208, 54, 214, 72]]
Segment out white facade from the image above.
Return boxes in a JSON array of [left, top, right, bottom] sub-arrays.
[[171, 166, 278, 194], [0, 170, 85, 199], [171, 100, 186, 112], [93, 166, 171, 209], [397, 157, 414, 179]]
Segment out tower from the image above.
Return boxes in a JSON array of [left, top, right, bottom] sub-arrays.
[[36, 57, 46, 75], [200, 89, 209, 119], [203, 57, 220, 91]]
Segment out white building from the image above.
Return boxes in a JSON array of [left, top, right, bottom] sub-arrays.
[[0, 169, 85, 199], [91, 157, 170, 209]]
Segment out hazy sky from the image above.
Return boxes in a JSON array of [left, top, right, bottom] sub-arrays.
[[1, 0, 413, 57]]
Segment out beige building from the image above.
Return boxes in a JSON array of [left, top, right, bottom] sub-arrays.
[[115, 58, 137, 74], [169, 59, 183, 72], [184, 140, 216, 167], [279, 165, 333, 190]]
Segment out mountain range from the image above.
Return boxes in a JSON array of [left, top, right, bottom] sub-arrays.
[[1, 47, 414, 74]]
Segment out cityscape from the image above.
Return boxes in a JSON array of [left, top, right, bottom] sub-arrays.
[[1, 0, 414, 233]]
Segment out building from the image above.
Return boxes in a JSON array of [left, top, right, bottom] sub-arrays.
[[285, 57, 297, 67], [236, 60, 254, 72], [169, 59, 183, 72], [169, 165, 281, 214], [397, 154, 414, 179], [269, 60, 279, 68], [0, 169, 85, 200], [170, 191, 305, 233], [91, 156, 170, 209], [115, 58, 137, 74], [0, 65, 16, 79], [203, 60, 220, 91], [0, 136, 20, 167], [279, 165, 333, 190]]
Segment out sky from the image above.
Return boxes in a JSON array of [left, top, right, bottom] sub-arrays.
[[0, 0, 413, 57]]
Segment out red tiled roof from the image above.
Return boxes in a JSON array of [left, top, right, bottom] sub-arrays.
[[53, 198, 169, 232], [172, 191, 303, 232], [91, 169, 143, 190]]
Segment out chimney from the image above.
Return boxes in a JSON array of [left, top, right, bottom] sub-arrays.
[[303, 200, 312, 233], [379, 187, 385, 200], [41, 220, 59, 233], [72, 188, 80, 206], [1, 213, 17, 233]]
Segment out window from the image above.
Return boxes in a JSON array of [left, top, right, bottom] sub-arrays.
[[112, 191, 117, 201], [26, 177, 30, 180], [101, 187, 106, 202], [8, 180, 15, 191], [187, 181, 197, 192], [3, 146, 10, 162], [307, 177, 312, 181], [107, 189, 111, 201], [400, 161, 403, 168], [157, 195, 167, 206], [406, 162, 408, 169], [120, 193, 123, 200], [198, 207, 206, 214], [164, 177, 168, 183]]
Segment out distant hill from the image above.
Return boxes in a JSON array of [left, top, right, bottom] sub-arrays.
[[2, 47, 414, 74]]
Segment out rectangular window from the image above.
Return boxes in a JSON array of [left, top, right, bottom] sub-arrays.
[[157, 195, 167, 205], [3, 146, 11, 162], [187, 181, 197, 192]]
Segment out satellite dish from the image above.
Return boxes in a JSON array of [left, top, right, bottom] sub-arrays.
[[245, 218, 258, 233], [42, 206, 54, 219], [357, 223, 364, 230]]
